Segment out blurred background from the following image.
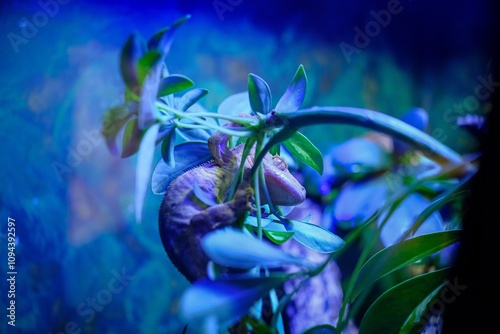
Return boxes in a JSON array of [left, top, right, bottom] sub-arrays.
[[0, 0, 495, 333]]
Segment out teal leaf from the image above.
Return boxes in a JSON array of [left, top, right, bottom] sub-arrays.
[[358, 268, 450, 334], [180, 275, 288, 328], [245, 216, 275, 228], [137, 51, 162, 86], [248, 74, 272, 114], [275, 64, 307, 113], [147, 14, 190, 55], [193, 180, 218, 206], [176, 127, 212, 141], [201, 228, 313, 269], [121, 118, 144, 158], [120, 33, 147, 91], [287, 219, 345, 253], [151, 141, 213, 195], [135, 123, 159, 222], [217, 92, 253, 125], [157, 74, 194, 97], [303, 324, 337, 334], [352, 230, 461, 300], [178, 88, 209, 111], [160, 126, 176, 168], [283, 131, 323, 174], [102, 104, 136, 155]]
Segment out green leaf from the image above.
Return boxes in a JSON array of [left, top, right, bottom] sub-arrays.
[[178, 88, 209, 111], [303, 324, 337, 334], [248, 74, 272, 114], [358, 268, 451, 334], [135, 123, 159, 222], [180, 275, 288, 328], [121, 118, 144, 158], [157, 74, 194, 97], [352, 230, 460, 301], [102, 105, 136, 155], [400, 282, 445, 333], [120, 33, 147, 90], [243, 316, 274, 334], [275, 64, 307, 113], [287, 219, 345, 253], [151, 141, 213, 195], [160, 126, 176, 167], [283, 131, 323, 174], [263, 229, 294, 245], [137, 51, 162, 86]]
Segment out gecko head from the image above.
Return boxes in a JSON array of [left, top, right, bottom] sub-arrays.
[[261, 155, 306, 206]]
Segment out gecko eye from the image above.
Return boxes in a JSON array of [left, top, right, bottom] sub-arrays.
[[272, 156, 288, 171]]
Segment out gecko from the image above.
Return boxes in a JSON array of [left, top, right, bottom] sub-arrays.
[[158, 116, 306, 282]]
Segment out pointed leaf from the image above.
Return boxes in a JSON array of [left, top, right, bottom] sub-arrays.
[[287, 220, 345, 253], [275, 64, 307, 113], [358, 268, 450, 334], [148, 15, 190, 55], [151, 141, 213, 195], [283, 131, 323, 174], [121, 118, 144, 158], [160, 126, 176, 167], [178, 88, 209, 111], [201, 228, 313, 269], [176, 127, 212, 142], [135, 123, 159, 222], [352, 230, 461, 300], [138, 63, 161, 130], [248, 74, 271, 114], [157, 74, 194, 97], [180, 275, 288, 327], [102, 104, 136, 155], [137, 51, 162, 86], [120, 33, 147, 90]]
